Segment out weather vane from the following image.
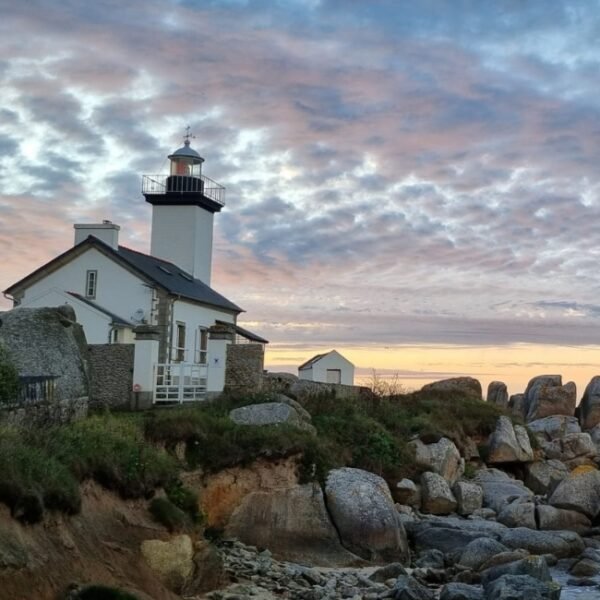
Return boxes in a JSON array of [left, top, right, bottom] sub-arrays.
[[183, 125, 196, 145]]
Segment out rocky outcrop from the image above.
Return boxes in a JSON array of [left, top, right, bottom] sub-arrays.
[[458, 537, 509, 571], [474, 469, 534, 513], [141, 535, 195, 593], [229, 402, 315, 433], [453, 481, 483, 516], [498, 527, 584, 558], [549, 465, 600, 519], [524, 460, 569, 495], [508, 394, 526, 419], [483, 574, 561, 600], [497, 501, 536, 529], [527, 415, 581, 440], [420, 472, 457, 515], [421, 377, 482, 400], [542, 432, 597, 467], [409, 437, 464, 484], [580, 376, 600, 431], [324, 467, 409, 563], [536, 505, 591, 533], [524, 375, 576, 422], [487, 381, 508, 408], [225, 483, 359, 566], [486, 417, 533, 463], [0, 305, 89, 403], [394, 478, 420, 508]]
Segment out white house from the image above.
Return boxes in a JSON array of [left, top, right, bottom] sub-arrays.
[[298, 350, 354, 385], [4, 136, 267, 402]]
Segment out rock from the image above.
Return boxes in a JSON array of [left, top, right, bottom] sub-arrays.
[[369, 562, 407, 582], [0, 530, 29, 569], [141, 534, 194, 593], [420, 472, 457, 515], [474, 468, 534, 514], [537, 505, 591, 533], [525, 376, 576, 422], [453, 481, 483, 516], [486, 417, 533, 464], [415, 549, 445, 569], [528, 416, 581, 440], [325, 467, 410, 562], [481, 555, 551, 586], [508, 394, 527, 420], [440, 582, 483, 600], [559, 433, 597, 461], [580, 376, 600, 430], [225, 483, 359, 566], [471, 507, 497, 520], [479, 550, 530, 571], [184, 539, 226, 594], [498, 527, 584, 558], [570, 558, 600, 577], [394, 479, 421, 508], [228, 402, 315, 433], [524, 460, 569, 495], [487, 381, 508, 408], [390, 575, 435, 600], [524, 375, 562, 410], [497, 501, 536, 529], [421, 377, 482, 400], [483, 574, 561, 600], [549, 465, 600, 519], [459, 538, 509, 571], [0, 306, 89, 411], [428, 438, 465, 484]]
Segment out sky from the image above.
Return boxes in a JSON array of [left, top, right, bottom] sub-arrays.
[[2, 1, 600, 397]]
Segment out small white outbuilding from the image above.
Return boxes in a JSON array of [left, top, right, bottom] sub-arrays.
[[298, 350, 354, 385]]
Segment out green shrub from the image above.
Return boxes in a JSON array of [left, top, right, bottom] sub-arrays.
[[148, 497, 189, 532], [0, 428, 80, 521], [39, 415, 177, 498], [70, 585, 139, 600], [0, 346, 20, 405], [165, 480, 203, 524]]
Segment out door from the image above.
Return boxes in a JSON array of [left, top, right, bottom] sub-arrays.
[[326, 369, 341, 384]]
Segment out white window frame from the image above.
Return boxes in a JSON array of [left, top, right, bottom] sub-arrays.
[[85, 270, 97, 299], [174, 321, 186, 362], [194, 327, 208, 364]]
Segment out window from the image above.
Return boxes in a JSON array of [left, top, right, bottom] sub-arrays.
[[195, 327, 208, 364], [175, 322, 186, 362], [85, 270, 97, 298]]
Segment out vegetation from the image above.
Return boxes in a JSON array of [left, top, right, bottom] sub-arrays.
[[0, 383, 507, 522], [69, 585, 139, 600], [0, 345, 20, 405]]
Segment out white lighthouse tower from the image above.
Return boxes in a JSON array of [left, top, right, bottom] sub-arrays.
[[142, 132, 225, 284]]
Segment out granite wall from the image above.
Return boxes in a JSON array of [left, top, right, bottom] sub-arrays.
[[224, 344, 265, 393], [88, 343, 134, 409]]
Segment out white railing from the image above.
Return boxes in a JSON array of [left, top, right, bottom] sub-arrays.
[[153, 363, 208, 403]]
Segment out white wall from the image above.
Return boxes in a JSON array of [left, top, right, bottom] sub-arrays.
[[171, 299, 235, 392], [151, 205, 214, 284], [17, 247, 154, 343], [300, 351, 355, 385]]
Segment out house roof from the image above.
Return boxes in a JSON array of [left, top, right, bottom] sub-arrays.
[[5, 236, 243, 314], [298, 352, 328, 370], [66, 292, 133, 326], [216, 319, 269, 344]]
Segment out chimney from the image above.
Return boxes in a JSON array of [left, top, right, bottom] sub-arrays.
[[74, 221, 120, 250]]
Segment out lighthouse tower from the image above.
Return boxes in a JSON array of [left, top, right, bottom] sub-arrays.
[[142, 133, 225, 285]]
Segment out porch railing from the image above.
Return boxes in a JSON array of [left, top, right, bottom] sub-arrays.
[[153, 363, 208, 403]]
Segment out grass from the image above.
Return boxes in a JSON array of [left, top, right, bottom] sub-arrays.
[[148, 497, 189, 532]]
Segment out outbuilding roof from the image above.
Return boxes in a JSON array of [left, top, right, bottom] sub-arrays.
[[298, 352, 328, 370], [66, 291, 133, 326]]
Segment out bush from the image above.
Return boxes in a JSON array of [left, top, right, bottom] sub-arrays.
[[0, 428, 80, 521], [39, 415, 177, 498], [0, 345, 20, 405], [148, 497, 189, 532], [165, 480, 203, 524], [69, 585, 139, 600]]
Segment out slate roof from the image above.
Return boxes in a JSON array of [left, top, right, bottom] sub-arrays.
[[5, 236, 243, 314], [66, 292, 133, 326], [216, 320, 269, 344], [114, 245, 242, 313]]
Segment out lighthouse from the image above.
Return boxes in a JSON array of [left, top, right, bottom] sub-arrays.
[[142, 133, 225, 285]]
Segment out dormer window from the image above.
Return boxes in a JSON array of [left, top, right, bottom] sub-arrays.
[[85, 270, 97, 299]]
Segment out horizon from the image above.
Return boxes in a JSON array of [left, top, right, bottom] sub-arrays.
[[3, 1, 600, 389]]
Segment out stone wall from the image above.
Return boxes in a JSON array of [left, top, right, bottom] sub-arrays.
[[225, 344, 265, 393], [263, 372, 371, 401], [88, 344, 134, 409], [0, 396, 88, 428]]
